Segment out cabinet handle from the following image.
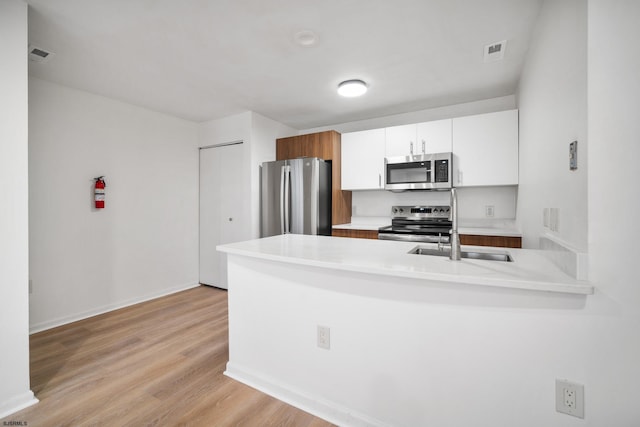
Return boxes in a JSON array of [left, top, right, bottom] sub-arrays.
[[422, 140, 426, 154], [379, 173, 382, 188], [410, 141, 414, 156], [458, 170, 463, 186]]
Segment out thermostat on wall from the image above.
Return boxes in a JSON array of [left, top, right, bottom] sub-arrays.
[[569, 141, 578, 170]]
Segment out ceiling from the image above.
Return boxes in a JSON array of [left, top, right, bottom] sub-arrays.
[[27, 0, 542, 130]]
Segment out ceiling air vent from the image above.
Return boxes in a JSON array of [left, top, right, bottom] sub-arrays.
[[28, 44, 55, 63], [483, 40, 506, 63]]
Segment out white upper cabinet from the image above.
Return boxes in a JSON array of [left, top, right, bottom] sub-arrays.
[[452, 109, 518, 187], [386, 120, 452, 157], [341, 128, 386, 190], [384, 124, 417, 157], [416, 119, 452, 154]]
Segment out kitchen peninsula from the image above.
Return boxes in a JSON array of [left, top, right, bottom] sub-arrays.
[[217, 234, 592, 427]]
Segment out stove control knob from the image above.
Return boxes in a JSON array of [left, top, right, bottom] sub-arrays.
[[392, 208, 397, 213]]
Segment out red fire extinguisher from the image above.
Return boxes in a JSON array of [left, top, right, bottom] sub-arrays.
[[94, 176, 106, 209]]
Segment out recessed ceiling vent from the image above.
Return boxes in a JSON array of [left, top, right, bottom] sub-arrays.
[[483, 40, 506, 63], [28, 44, 55, 63]]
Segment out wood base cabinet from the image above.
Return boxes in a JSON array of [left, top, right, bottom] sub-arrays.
[[332, 229, 379, 239], [276, 131, 352, 225], [333, 230, 522, 248], [459, 234, 522, 248]]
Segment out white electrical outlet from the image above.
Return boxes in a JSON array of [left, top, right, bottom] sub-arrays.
[[556, 379, 584, 418], [317, 325, 330, 350], [485, 205, 495, 218]]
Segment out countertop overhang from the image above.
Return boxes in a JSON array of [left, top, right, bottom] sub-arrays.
[[218, 234, 593, 295]]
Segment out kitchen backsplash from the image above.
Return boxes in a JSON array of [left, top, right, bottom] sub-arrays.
[[351, 186, 517, 220]]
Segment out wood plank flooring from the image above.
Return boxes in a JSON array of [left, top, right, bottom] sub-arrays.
[[1, 286, 334, 426]]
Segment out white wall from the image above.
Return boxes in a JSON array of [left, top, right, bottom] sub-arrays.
[[516, 0, 588, 250], [198, 111, 296, 239], [0, 0, 37, 418], [28, 78, 200, 332], [586, 1, 640, 425], [352, 187, 517, 221]]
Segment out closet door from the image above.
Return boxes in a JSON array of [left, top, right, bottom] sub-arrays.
[[199, 143, 244, 289]]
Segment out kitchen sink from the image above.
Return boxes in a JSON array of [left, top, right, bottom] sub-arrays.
[[409, 246, 513, 262]]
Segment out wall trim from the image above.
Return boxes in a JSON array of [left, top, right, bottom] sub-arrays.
[[29, 282, 199, 334], [0, 390, 38, 419], [224, 362, 391, 427]]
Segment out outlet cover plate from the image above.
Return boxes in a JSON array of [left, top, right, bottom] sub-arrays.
[[556, 379, 584, 418], [317, 325, 330, 350], [485, 205, 495, 218]]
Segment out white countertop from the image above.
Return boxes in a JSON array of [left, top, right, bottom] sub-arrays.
[[218, 234, 593, 295], [332, 216, 389, 231]]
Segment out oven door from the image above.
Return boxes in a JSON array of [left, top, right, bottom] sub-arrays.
[[378, 225, 451, 243]]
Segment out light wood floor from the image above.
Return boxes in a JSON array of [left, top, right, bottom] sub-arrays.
[[1, 286, 334, 426]]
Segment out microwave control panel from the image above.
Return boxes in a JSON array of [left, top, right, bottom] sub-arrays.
[[434, 159, 449, 183]]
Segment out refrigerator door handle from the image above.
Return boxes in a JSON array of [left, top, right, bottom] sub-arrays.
[[279, 165, 286, 234], [310, 160, 319, 233], [283, 165, 291, 233]]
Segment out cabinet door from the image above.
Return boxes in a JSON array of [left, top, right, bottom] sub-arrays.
[[416, 119, 452, 154], [384, 124, 417, 157], [452, 110, 518, 187], [341, 128, 386, 190], [199, 143, 246, 289]]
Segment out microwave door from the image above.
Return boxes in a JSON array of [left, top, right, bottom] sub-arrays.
[[386, 160, 432, 189]]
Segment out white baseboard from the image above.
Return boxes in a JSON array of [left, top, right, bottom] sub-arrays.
[[224, 362, 391, 427], [0, 390, 38, 419], [29, 282, 200, 334]]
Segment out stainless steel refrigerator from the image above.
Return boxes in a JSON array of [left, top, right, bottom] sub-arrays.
[[260, 157, 331, 237]]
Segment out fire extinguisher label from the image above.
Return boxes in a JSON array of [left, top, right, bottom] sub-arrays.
[[95, 191, 105, 201]]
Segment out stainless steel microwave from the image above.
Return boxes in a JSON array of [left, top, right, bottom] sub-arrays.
[[384, 152, 452, 191]]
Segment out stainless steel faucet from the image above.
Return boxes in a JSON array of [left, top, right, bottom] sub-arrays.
[[449, 188, 461, 261]]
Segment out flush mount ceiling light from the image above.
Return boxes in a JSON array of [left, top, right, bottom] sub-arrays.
[[337, 79, 368, 97], [293, 30, 319, 47]]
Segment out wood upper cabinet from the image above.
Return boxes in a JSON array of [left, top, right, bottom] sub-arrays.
[[452, 110, 519, 187], [276, 130, 352, 225]]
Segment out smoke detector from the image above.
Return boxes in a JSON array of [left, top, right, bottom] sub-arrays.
[[28, 44, 55, 63], [483, 40, 506, 63]]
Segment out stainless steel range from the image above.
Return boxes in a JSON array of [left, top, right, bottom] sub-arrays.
[[378, 205, 452, 243]]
